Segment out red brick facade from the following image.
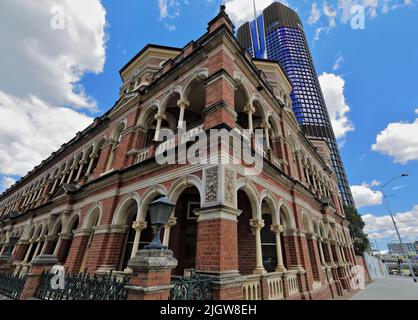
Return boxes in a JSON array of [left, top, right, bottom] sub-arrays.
[[0, 7, 358, 300]]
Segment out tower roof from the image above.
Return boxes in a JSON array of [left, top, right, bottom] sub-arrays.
[[263, 2, 303, 29]]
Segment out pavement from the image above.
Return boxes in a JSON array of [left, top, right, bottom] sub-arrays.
[[350, 276, 418, 300]]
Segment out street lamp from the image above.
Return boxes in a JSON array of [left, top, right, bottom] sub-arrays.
[[381, 173, 417, 283], [145, 197, 175, 250]]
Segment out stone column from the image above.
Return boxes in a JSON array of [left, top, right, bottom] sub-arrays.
[[66, 164, 77, 184], [85, 154, 97, 176], [250, 218, 265, 274], [31, 239, 43, 261], [130, 221, 148, 260], [271, 224, 286, 272], [22, 241, 35, 264], [49, 176, 59, 195], [177, 99, 190, 129], [52, 235, 62, 257], [126, 249, 177, 300], [326, 241, 335, 266], [20, 255, 58, 300], [75, 160, 87, 182], [163, 217, 177, 247], [318, 239, 326, 266], [332, 241, 342, 264], [261, 122, 271, 150], [40, 236, 50, 255], [244, 104, 255, 132], [153, 112, 166, 141]]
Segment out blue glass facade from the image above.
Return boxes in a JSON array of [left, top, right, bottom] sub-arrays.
[[237, 3, 355, 207]]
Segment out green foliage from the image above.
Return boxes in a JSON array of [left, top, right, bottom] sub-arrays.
[[344, 205, 370, 255]]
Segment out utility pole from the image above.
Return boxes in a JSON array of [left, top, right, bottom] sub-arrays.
[[381, 174, 417, 283]]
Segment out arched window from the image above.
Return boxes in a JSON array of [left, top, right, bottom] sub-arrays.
[[260, 213, 277, 273], [105, 123, 126, 171]]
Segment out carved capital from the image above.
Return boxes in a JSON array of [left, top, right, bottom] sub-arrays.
[[261, 122, 271, 130], [250, 219, 265, 231], [177, 99, 190, 108], [132, 221, 148, 232], [270, 224, 283, 234], [165, 217, 177, 228], [154, 112, 166, 121], [244, 104, 255, 114]]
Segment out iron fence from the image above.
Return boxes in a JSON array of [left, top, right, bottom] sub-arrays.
[[0, 272, 26, 300], [170, 269, 212, 300], [35, 270, 130, 300]]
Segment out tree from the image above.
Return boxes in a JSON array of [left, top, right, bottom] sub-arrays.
[[344, 205, 370, 255]]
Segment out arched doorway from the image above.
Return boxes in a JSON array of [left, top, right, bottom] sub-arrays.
[[61, 215, 80, 266], [237, 189, 257, 275], [79, 208, 100, 273], [117, 199, 139, 271], [168, 187, 200, 276]]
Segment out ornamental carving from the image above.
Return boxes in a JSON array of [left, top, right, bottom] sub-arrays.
[[224, 168, 235, 205], [250, 219, 265, 231], [165, 217, 177, 228], [205, 167, 218, 203], [270, 224, 284, 234], [132, 221, 148, 232]]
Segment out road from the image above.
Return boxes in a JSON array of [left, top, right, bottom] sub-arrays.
[[350, 276, 418, 300]]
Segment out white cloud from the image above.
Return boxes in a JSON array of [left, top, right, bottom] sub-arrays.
[[0, 177, 16, 193], [362, 205, 418, 241], [332, 54, 344, 71], [372, 116, 418, 164], [351, 183, 383, 208], [0, 1, 105, 178], [319, 73, 354, 139], [415, 108, 418, 114], [0, 0, 106, 110], [308, 2, 321, 25], [323, 2, 338, 29], [370, 179, 381, 187], [224, 0, 275, 27], [159, 0, 181, 19], [159, 0, 169, 18], [0, 93, 93, 176]]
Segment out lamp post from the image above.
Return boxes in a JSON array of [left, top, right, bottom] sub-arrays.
[[381, 173, 417, 283], [145, 197, 175, 250]]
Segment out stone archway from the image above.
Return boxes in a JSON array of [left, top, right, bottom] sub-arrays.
[[167, 186, 201, 276]]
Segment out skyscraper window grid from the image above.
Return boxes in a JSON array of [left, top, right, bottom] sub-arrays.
[[237, 2, 355, 207]]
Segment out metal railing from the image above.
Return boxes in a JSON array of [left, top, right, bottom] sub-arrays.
[[170, 269, 212, 300], [0, 272, 26, 300], [35, 270, 130, 300]]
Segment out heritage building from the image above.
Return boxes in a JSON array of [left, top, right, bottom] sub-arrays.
[[0, 7, 357, 300]]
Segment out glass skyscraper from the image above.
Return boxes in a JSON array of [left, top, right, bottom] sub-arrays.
[[237, 2, 355, 207]]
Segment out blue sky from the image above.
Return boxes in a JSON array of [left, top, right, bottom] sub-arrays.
[[0, 0, 417, 252]]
